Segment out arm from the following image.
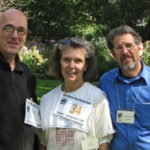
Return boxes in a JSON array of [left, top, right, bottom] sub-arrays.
[[35, 128, 47, 150], [40, 144, 46, 150], [94, 95, 114, 150], [99, 143, 109, 150]]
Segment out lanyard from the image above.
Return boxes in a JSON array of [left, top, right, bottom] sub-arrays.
[[115, 79, 143, 110]]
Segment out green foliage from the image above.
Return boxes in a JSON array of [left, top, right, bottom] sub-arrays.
[[143, 41, 150, 66], [19, 44, 49, 78], [91, 36, 117, 76], [19, 40, 56, 78], [85, 0, 150, 40], [69, 23, 107, 40], [18, 0, 93, 41], [2, 0, 150, 41]]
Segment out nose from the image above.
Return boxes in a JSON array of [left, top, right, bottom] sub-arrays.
[[69, 61, 75, 68], [10, 29, 18, 38], [121, 45, 129, 54]]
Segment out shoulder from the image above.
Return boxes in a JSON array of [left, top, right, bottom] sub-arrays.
[[82, 82, 107, 103], [40, 85, 62, 116], [18, 61, 34, 74], [99, 68, 118, 92], [84, 82, 103, 93], [99, 68, 118, 88], [100, 68, 118, 81], [41, 85, 62, 103], [144, 63, 150, 72]]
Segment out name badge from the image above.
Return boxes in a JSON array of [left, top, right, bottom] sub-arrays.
[[24, 99, 41, 128], [53, 93, 93, 124], [116, 110, 135, 124], [81, 136, 99, 150]]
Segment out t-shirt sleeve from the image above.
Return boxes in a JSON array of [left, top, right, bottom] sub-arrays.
[[93, 93, 115, 144]]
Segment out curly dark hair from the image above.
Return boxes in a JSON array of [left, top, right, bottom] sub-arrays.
[[50, 38, 97, 81]]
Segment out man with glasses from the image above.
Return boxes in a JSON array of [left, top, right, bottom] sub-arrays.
[[99, 25, 150, 150], [0, 9, 38, 150]]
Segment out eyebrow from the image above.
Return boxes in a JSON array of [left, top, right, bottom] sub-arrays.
[[4, 24, 26, 28]]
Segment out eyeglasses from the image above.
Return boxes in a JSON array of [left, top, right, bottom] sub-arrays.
[[113, 43, 135, 53], [2, 24, 27, 35]]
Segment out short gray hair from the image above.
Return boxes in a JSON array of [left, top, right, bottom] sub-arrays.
[[106, 25, 142, 50]]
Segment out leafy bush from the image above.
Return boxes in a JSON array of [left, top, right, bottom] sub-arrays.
[[91, 36, 117, 77], [69, 23, 107, 40], [19, 44, 50, 78], [143, 41, 150, 66], [19, 40, 56, 78], [25, 40, 55, 59]]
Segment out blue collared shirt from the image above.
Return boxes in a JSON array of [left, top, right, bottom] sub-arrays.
[[99, 62, 150, 150]]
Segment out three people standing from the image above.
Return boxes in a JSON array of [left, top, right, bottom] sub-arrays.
[[1, 7, 149, 150]]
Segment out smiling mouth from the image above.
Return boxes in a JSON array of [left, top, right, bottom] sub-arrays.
[[124, 57, 132, 61], [7, 42, 19, 48], [67, 71, 76, 75], [8, 42, 18, 45]]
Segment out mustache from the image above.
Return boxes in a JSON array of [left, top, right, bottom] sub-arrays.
[[121, 54, 133, 61]]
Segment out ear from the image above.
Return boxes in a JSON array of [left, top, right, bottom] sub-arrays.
[[110, 50, 117, 61], [138, 43, 144, 57]]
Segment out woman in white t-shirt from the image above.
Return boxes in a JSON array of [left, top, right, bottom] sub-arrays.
[[39, 38, 115, 150]]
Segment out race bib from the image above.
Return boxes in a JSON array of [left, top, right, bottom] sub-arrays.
[[53, 93, 93, 124], [24, 99, 41, 128]]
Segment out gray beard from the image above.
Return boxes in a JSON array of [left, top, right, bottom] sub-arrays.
[[121, 61, 137, 71]]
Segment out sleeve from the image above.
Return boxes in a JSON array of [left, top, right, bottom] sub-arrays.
[[37, 96, 47, 145], [24, 61, 37, 103], [99, 134, 113, 145], [94, 92, 115, 145], [31, 74, 37, 103]]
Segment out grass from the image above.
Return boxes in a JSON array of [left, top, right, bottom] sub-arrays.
[[36, 79, 62, 103], [36, 78, 98, 103]]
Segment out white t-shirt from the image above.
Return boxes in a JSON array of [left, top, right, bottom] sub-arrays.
[[39, 82, 115, 150]]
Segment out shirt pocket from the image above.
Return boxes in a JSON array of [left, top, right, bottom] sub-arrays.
[[136, 103, 150, 127]]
